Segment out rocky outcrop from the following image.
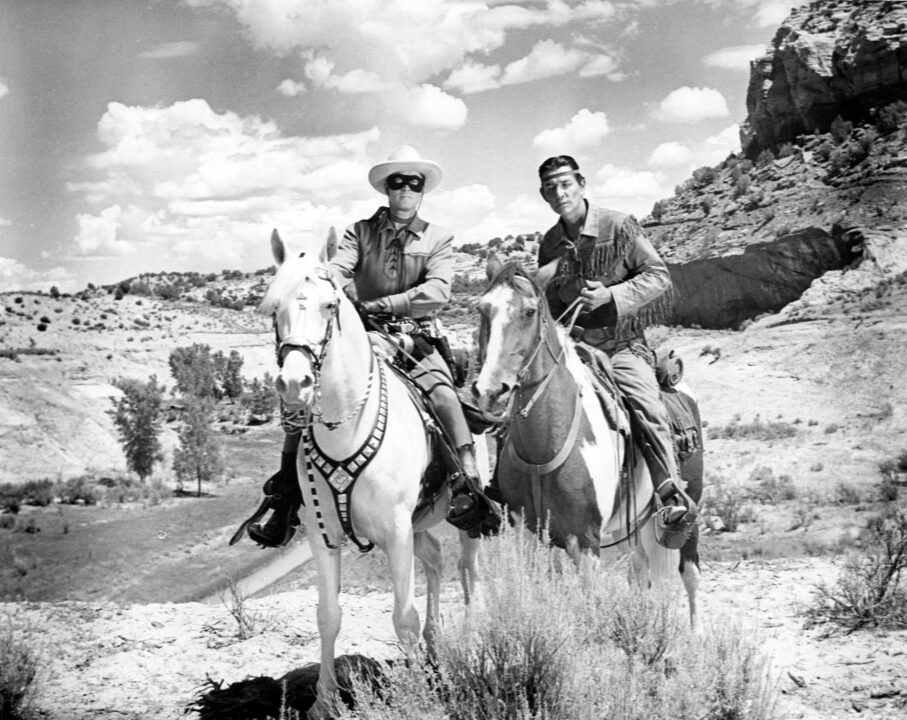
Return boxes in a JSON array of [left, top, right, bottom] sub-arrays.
[[668, 227, 862, 328], [741, 0, 907, 156]]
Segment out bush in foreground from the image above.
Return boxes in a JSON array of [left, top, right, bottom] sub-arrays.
[[334, 525, 777, 720], [805, 503, 907, 634], [0, 621, 38, 720]]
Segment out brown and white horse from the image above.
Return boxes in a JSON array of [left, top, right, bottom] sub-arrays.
[[261, 230, 483, 718], [472, 255, 699, 622]]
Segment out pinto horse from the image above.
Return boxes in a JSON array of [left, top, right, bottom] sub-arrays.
[[472, 255, 699, 622], [261, 230, 483, 718]]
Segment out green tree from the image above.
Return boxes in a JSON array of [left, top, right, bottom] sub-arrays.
[[213, 349, 245, 400], [173, 397, 224, 496], [169, 344, 217, 398], [110, 376, 165, 481]]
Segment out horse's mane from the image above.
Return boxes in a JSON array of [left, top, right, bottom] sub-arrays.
[[259, 254, 328, 315], [488, 260, 543, 297]]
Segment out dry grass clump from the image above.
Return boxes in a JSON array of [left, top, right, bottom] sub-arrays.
[[337, 524, 777, 720], [0, 620, 38, 720], [804, 503, 907, 635]]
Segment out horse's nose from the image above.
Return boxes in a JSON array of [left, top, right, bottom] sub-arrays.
[[275, 373, 313, 403]]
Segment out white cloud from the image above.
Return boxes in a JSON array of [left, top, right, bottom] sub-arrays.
[[753, 1, 801, 27], [648, 141, 693, 166], [579, 53, 622, 79], [304, 54, 336, 86], [73, 205, 134, 256], [0, 79, 8, 101], [0, 256, 75, 292], [325, 69, 395, 94], [277, 79, 307, 96], [139, 41, 200, 59], [703, 44, 767, 70], [407, 84, 468, 131], [501, 40, 589, 85], [443, 61, 501, 95], [697, 123, 742, 165], [424, 187, 552, 245], [589, 164, 672, 218], [67, 99, 385, 274], [183, 0, 619, 86], [655, 86, 729, 123], [532, 109, 611, 157]]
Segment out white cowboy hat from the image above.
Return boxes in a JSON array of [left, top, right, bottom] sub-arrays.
[[368, 145, 443, 194]]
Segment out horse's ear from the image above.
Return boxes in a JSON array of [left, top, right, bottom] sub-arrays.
[[320, 227, 338, 263], [271, 229, 287, 266], [486, 252, 504, 282], [533, 258, 559, 292]]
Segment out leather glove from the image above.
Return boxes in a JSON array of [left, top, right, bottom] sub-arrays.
[[359, 298, 389, 314]]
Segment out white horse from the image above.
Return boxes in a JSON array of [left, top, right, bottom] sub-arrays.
[[472, 255, 699, 623], [261, 230, 483, 718]]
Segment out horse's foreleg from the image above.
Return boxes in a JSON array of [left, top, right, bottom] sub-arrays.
[[308, 536, 342, 720], [414, 530, 442, 648], [457, 530, 482, 606], [679, 529, 701, 628], [385, 524, 421, 652]]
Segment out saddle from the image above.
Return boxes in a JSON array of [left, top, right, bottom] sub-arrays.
[[572, 342, 703, 465], [572, 341, 703, 549]]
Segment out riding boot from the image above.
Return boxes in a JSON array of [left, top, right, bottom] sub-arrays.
[[247, 451, 303, 548], [445, 444, 502, 538], [655, 478, 691, 526]]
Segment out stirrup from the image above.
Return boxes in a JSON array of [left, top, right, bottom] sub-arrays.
[[247, 508, 300, 548], [229, 494, 275, 546]]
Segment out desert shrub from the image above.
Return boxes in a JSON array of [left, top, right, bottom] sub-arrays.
[[805, 503, 907, 633], [879, 477, 900, 502], [692, 166, 718, 186], [650, 199, 669, 221], [777, 142, 795, 158], [707, 415, 797, 441], [702, 475, 743, 532], [156, 283, 182, 300], [18, 480, 54, 507], [877, 100, 907, 133], [824, 423, 839, 434], [756, 148, 775, 167], [832, 481, 865, 505], [0, 621, 38, 719], [733, 173, 751, 198], [110, 375, 166, 482], [340, 524, 776, 720], [830, 115, 853, 144], [130, 281, 152, 296], [750, 466, 797, 502], [56, 475, 100, 505], [699, 197, 714, 215]]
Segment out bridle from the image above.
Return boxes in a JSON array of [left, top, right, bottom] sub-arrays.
[[274, 267, 374, 431], [478, 274, 582, 419]]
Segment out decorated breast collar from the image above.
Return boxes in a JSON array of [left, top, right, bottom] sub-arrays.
[[302, 355, 388, 553]]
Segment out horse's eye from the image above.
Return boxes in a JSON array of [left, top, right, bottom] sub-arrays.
[[526, 307, 537, 317]]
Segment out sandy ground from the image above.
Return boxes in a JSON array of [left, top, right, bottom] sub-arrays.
[[4, 554, 906, 720]]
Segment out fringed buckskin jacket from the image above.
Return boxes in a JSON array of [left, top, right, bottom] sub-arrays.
[[538, 201, 674, 351]]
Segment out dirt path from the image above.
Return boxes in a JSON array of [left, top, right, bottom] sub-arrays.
[[5, 555, 906, 720]]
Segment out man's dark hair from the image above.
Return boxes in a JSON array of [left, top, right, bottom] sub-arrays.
[[538, 155, 584, 183]]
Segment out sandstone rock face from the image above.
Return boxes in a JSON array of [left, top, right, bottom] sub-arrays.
[[741, 0, 907, 155], [669, 227, 861, 328]]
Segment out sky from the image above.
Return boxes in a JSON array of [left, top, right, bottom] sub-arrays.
[[0, 0, 806, 292]]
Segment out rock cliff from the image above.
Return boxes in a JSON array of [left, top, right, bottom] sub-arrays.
[[741, 0, 907, 156]]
